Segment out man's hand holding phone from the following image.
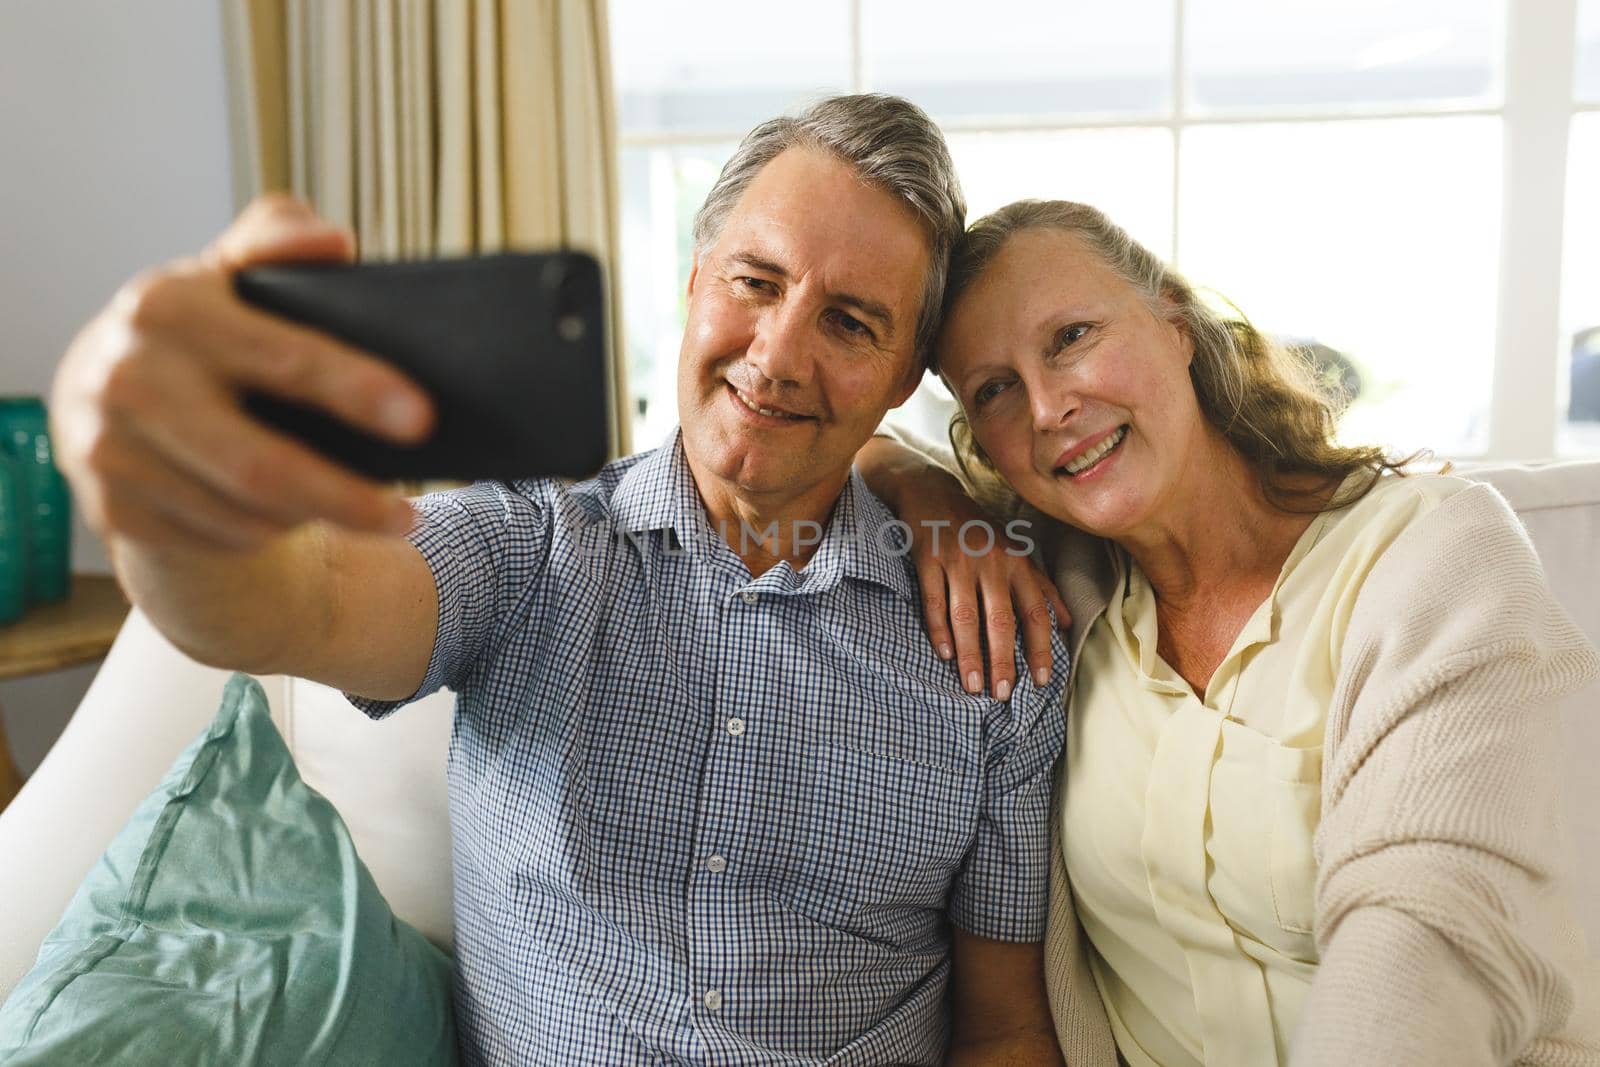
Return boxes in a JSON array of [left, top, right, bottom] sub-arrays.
[[52, 194, 433, 554]]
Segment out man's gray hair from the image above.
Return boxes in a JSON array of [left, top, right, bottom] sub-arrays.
[[691, 93, 966, 369]]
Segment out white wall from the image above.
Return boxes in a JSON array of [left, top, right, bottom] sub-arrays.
[[0, 1, 235, 771]]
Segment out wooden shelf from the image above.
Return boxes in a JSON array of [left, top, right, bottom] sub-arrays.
[[0, 575, 130, 682], [0, 575, 130, 811]]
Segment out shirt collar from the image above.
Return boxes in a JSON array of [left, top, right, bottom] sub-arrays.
[[610, 427, 711, 550], [609, 426, 917, 603], [803, 469, 918, 603]]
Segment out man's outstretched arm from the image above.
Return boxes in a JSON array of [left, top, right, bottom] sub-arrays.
[[947, 930, 1064, 1066]]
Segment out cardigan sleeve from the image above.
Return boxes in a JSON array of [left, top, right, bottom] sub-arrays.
[[1295, 482, 1600, 1066]]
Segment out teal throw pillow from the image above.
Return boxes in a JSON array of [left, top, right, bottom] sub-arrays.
[[0, 673, 457, 1065]]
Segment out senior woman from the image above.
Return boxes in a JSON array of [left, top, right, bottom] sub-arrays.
[[855, 200, 1600, 1066]]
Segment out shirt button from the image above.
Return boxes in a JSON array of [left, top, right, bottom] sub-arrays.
[[740, 590, 757, 604], [704, 989, 723, 1011], [726, 717, 746, 737], [706, 854, 727, 874]]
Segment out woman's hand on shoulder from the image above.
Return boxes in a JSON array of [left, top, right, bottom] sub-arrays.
[[856, 435, 1070, 701]]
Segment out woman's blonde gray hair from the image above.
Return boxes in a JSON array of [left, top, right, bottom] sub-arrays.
[[692, 93, 967, 365], [939, 199, 1423, 513]]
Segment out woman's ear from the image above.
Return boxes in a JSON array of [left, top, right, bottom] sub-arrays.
[[1157, 291, 1193, 367]]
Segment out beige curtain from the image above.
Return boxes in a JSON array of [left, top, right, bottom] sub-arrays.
[[221, 0, 630, 457]]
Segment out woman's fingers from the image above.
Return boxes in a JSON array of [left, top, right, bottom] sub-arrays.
[[978, 570, 1019, 701], [871, 460, 1063, 700], [944, 559, 988, 696], [1011, 573, 1058, 688], [916, 559, 956, 662], [1016, 555, 1072, 687], [911, 525, 1067, 700]]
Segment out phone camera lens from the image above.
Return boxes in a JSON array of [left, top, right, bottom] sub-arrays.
[[545, 254, 595, 343], [557, 315, 587, 342]]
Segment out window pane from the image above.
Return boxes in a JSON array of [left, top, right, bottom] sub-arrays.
[[610, 1, 851, 134], [1580, 0, 1600, 102], [1186, 0, 1501, 113], [950, 129, 1174, 259], [866, 0, 1172, 122], [619, 144, 735, 447], [1560, 113, 1600, 455], [1178, 118, 1501, 457]]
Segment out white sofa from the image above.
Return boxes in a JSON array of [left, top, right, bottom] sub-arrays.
[[1, 462, 1597, 1000]]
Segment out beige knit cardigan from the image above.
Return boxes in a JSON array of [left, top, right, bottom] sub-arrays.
[[1043, 486, 1593, 1067], [883, 429, 1600, 1065]]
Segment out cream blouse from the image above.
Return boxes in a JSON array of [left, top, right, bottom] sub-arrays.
[[1060, 473, 1471, 1066]]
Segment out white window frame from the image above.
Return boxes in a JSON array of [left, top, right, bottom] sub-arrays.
[[616, 0, 1595, 460]]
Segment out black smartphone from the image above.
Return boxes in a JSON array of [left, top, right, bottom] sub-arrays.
[[234, 252, 609, 482]]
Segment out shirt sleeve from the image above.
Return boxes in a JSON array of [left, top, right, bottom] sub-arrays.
[[346, 478, 553, 720], [947, 640, 1070, 942]]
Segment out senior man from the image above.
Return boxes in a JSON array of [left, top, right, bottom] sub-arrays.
[[51, 94, 1068, 1065]]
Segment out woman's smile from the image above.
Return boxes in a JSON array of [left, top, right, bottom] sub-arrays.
[[1051, 424, 1129, 479]]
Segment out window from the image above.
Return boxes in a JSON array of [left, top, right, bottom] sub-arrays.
[[1185, 0, 1500, 112], [1178, 117, 1501, 455], [1579, 0, 1600, 101], [1563, 0, 1600, 453], [611, 2, 1598, 460], [864, 0, 1173, 122]]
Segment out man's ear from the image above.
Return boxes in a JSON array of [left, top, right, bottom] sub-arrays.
[[686, 251, 702, 300]]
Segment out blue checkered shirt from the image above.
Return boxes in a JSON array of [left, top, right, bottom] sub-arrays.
[[349, 429, 1068, 1066]]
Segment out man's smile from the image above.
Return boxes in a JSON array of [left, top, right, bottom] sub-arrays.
[[724, 381, 813, 422]]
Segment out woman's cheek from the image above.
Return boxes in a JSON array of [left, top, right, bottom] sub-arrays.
[[988, 425, 1037, 485]]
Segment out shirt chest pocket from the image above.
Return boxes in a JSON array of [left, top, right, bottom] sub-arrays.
[[771, 741, 978, 944], [1206, 722, 1322, 962]]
